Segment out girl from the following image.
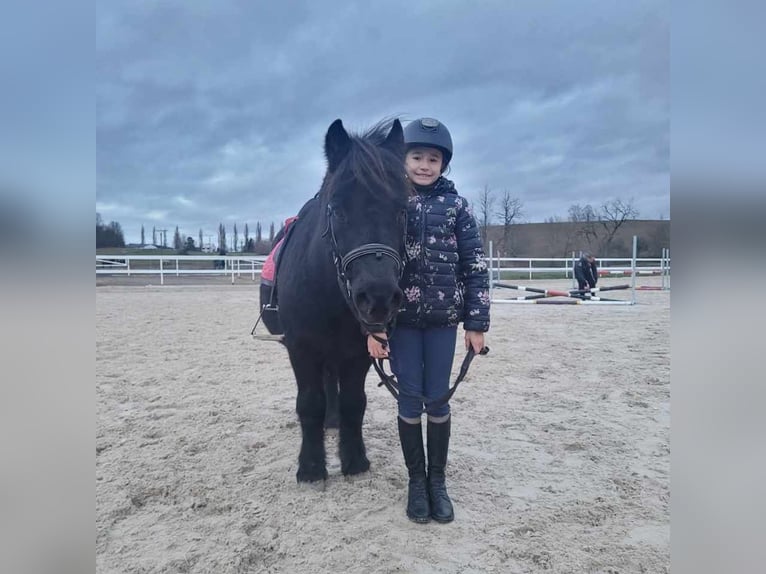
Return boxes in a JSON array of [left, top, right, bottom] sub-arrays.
[[368, 117, 490, 523]]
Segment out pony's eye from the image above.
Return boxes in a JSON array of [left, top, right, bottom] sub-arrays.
[[333, 208, 348, 223]]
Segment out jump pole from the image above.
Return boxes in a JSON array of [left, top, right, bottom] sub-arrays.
[[631, 235, 637, 305], [492, 298, 634, 305], [489, 241, 500, 301], [569, 284, 630, 294], [495, 284, 571, 297], [571, 251, 577, 290]]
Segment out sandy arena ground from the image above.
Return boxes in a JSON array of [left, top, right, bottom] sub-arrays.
[[96, 277, 669, 573]]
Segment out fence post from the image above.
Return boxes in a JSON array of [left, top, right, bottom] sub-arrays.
[[160, 257, 164, 285], [571, 252, 576, 289], [488, 240, 494, 282], [528, 259, 532, 281], [127, 258, 131, 277], [488, 241, 494, 303], [631, 236, 637, 304]]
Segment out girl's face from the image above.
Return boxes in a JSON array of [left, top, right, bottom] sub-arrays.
[[405, 146, 443, 187]]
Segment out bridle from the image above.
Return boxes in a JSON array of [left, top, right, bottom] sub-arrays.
[[321, 203, 404, 334]]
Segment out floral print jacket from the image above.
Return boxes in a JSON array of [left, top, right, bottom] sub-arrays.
[[397, 177, 490, 332]]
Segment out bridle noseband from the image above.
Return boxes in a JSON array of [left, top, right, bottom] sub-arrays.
[[322, 204, 404, 333]]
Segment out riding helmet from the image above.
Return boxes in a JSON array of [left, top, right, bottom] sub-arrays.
[[403, 117, 453, 171]]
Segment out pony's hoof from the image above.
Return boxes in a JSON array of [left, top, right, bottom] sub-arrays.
[[296, 466, 328, 484], [341, 456, 370, 476], [324, 418, 339, 430]]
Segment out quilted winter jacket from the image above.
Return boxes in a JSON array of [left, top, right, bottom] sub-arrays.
[[396, 177, 490, 332]]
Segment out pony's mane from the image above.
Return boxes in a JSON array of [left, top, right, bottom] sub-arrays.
[[326, 120, 407, 205]]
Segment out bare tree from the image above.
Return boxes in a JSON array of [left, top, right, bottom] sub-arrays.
[[269, 222, 275, 243], [198, 229, 203, 251], [218, 223, 226, 253], [543, 216, 579, 258], [476, 185, 494, 247], [495, 191, 523, 256], [233, 223, 239, 252], [96, 214, 126, 248], [598, 198, 639, 256], [152, 226, 157, 246], [255, 221, 262, 245], [568, 203, 599, 249], [173, 226, 182, 250], [244, 223, 250, 251], [140, 225, 145, 246]]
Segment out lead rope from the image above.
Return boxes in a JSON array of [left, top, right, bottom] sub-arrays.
[[369, 331, 489, 412]]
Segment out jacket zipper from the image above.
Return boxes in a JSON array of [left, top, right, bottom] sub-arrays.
[[419, 193, 428, 327]]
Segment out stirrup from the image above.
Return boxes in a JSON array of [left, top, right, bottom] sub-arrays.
[[250, 304, 284, 343], [252, 333, 285, 343]]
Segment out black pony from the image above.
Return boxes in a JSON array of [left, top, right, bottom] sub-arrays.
[[274, 119, 409, 483]]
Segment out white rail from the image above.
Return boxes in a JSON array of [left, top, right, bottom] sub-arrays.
[[486, 256, 670, 281], [96, 255, 268, 285]]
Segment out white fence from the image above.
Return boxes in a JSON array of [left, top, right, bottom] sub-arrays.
[[487, 243, 670, 283], [96, 255, 267, 285], [97, 247, 671, 289], [487, 256, 669, 280]]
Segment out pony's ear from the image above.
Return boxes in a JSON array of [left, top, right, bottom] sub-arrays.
[[325, 119, 351, 172], [382, 119, 405, 159]]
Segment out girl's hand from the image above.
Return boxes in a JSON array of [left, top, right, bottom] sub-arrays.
[[367, 332, 389, 359], [464, 330, 485, 354]]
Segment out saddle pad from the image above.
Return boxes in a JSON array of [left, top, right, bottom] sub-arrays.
[[261, 215, 298, 284]]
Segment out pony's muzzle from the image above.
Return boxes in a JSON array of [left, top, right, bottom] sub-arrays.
[[353, 285, 403, 325]]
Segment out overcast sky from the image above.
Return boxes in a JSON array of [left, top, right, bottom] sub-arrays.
[[96, 0, 668, 246]]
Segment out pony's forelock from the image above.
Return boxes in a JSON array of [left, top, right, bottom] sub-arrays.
[[324, 120, 408, 207]]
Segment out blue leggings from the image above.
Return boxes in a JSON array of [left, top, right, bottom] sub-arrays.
[[388, 326, 458, 419]]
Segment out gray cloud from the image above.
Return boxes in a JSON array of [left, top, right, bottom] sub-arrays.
[[97, 0, 669, 243]]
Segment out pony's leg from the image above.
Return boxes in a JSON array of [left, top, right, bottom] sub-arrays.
[[338, 353, 371, 476], [288, 349, 328, 482], [323, 367, 340, 430]]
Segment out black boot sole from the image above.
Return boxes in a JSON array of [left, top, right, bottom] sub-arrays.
[[406, 512, 430, 524], [430, 513, 454, 523]]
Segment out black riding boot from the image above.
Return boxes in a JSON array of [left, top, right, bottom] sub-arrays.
[[398, 418, 430, 523], [427, 417, 455, 523]]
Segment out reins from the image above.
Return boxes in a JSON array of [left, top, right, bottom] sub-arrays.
[[369, 332, 489, 413]]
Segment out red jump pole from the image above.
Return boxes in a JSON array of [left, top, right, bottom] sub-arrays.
[[496, 284, 571, 297]]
